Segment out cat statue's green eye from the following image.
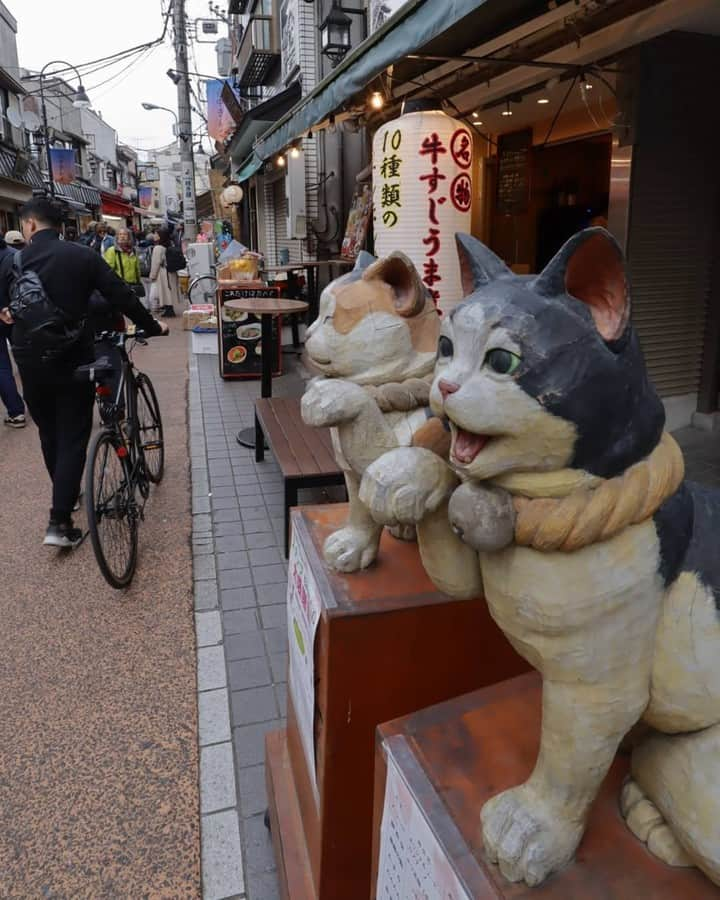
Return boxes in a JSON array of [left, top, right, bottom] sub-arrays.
[[485, 348, 522, 375]]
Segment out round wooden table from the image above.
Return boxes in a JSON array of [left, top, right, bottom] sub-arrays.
[[225, 296, 309, 450]]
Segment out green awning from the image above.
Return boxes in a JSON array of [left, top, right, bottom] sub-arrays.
[[240, 0, 491, 169], [235, 152, 264, 183]]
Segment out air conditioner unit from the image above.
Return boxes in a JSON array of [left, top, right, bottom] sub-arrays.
[[186, 242, 215, 279], [286, 150, 306, 240]]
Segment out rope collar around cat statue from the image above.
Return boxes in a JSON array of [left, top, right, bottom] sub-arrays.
[[492, 432, 685, 553]]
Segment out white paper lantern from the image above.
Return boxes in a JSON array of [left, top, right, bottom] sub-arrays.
[[373, 108, 474, 314]]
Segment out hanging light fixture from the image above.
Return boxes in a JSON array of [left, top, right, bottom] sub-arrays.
[[320, 3, 353, 67]]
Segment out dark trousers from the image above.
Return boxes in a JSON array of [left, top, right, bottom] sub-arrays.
[[0, 335, 24, 417], [19, 363, 94, 523]]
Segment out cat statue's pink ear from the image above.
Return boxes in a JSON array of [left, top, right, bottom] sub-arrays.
[[362, 251, 428, 317], [534, 227, 630, 341], [455, 233, 512, 296]]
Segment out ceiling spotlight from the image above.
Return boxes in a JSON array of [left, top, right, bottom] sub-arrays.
[[537, 97, 550, 104], [501, 99, 513, 117], [370, 91, 384, 111], [277, 154, 286, 167]]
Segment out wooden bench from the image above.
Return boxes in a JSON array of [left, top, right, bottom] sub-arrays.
[[254, 397, 346, 557]]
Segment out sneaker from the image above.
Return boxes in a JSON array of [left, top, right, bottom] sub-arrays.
[[4, 414, 26, 428], [43, 521, 83, 549]]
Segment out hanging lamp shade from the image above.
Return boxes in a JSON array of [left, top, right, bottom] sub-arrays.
[[373, 105, 474, 314]]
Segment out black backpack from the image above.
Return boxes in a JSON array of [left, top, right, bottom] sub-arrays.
[[165, 244, 186, 273], [8, 254, 85, 359]]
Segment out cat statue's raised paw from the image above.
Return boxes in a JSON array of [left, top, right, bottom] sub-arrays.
[[301, 251, 444, 573], [361, 228, 720, 887]]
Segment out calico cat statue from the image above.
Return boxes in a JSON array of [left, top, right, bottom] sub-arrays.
[[359, 228, 720, 887], [301, 250, 442, 572]]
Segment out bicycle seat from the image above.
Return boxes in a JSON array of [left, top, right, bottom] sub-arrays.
[[74, 356, 115, 381]]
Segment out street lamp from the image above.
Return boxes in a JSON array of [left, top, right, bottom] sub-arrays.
[[319, 2, 366, 68], [141, 102, 190, 143], [39, 60, 91, 197]]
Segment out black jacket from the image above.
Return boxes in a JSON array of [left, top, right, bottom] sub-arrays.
[[0, 228, 162, 365]]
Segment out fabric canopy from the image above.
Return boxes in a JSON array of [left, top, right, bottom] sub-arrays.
[[241, 0, 488, 168]]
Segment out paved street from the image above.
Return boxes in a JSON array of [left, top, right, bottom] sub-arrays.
[[0, 328, 199, 898]]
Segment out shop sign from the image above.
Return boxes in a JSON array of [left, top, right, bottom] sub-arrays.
[[287, 531, 322, 803], [377, 739, 472, 900], [373, 110, 474, 313]]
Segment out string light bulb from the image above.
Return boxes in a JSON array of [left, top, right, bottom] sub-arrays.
[[370, 91, 384, 110]]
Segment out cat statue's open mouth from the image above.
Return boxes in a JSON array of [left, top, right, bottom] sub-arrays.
[[452, 426, 490, 464]]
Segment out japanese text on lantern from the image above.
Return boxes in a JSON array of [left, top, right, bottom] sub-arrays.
[[379, 128, 403, 229], [417, 127, 473, 306]]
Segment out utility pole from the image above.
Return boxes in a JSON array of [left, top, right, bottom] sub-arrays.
[[173, 0, 197, 239]]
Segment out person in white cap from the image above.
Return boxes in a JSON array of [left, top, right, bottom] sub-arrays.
[[4, 230, 25, 250]]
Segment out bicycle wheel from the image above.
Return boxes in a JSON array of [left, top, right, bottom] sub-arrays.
[[135, 373, 165, 483], [85, 429, 138, 589], [188, 274, 217, 305]]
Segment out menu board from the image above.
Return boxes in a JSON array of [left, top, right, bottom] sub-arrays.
[[341, 183, 372, 259], [496, 129, 532, 214], [217, 285, 282, 380], [376, 739, 473, 900]]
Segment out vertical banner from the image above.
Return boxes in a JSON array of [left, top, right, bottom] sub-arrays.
[[373, 110, 474, 314], [280, 0, 300, 83], [206, 79, 239, 144], [138, 186, 153, 209], [49, 148, 76, 185]]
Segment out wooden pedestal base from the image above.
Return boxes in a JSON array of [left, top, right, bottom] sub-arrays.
[[265, 505, 530, 900], [372, 673, 718, 898]]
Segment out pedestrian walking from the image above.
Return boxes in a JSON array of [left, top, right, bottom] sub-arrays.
[[5, 229, 25, 250], [0, 233, 25, 427], [150, 227, 182, 318], [103, 228, 145, 302], [0, 198, 168, 549]]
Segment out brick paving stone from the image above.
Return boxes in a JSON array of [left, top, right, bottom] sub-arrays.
[[198, 689, 232, 746], [229, 656, 272, 692], [236, 764, 268, 817], [248, 547, 284, 567], [195, 580, 219, 611], [259, 604, 286, 630], [231, 686, 279, 727], [244, 532, 278, 550], [223, 608, 260, 635], [225, 631, 266, 662], [219, 569, 253, 591], [269, 653, 288, 684], [252, 564, 287, 586], [216, 551, 250, 571], [200, 743, 237, 814], [263, 628, 287, 655], [201, 810, 245, 900], [255, 583, 286, 606], [220, 587, 257, 610]]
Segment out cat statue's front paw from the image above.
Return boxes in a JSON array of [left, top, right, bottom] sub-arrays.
[[323, 525, 381, 573], [481, 785, 583, 887], [301, 378, 369, 428], [448, 482, 516, 552], [359, 447, 458, 527]]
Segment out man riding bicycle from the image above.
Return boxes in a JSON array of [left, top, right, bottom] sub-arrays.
[[0, 198, 168, 549]]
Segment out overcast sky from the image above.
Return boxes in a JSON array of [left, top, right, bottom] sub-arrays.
[[14, 0, 220, 155]]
